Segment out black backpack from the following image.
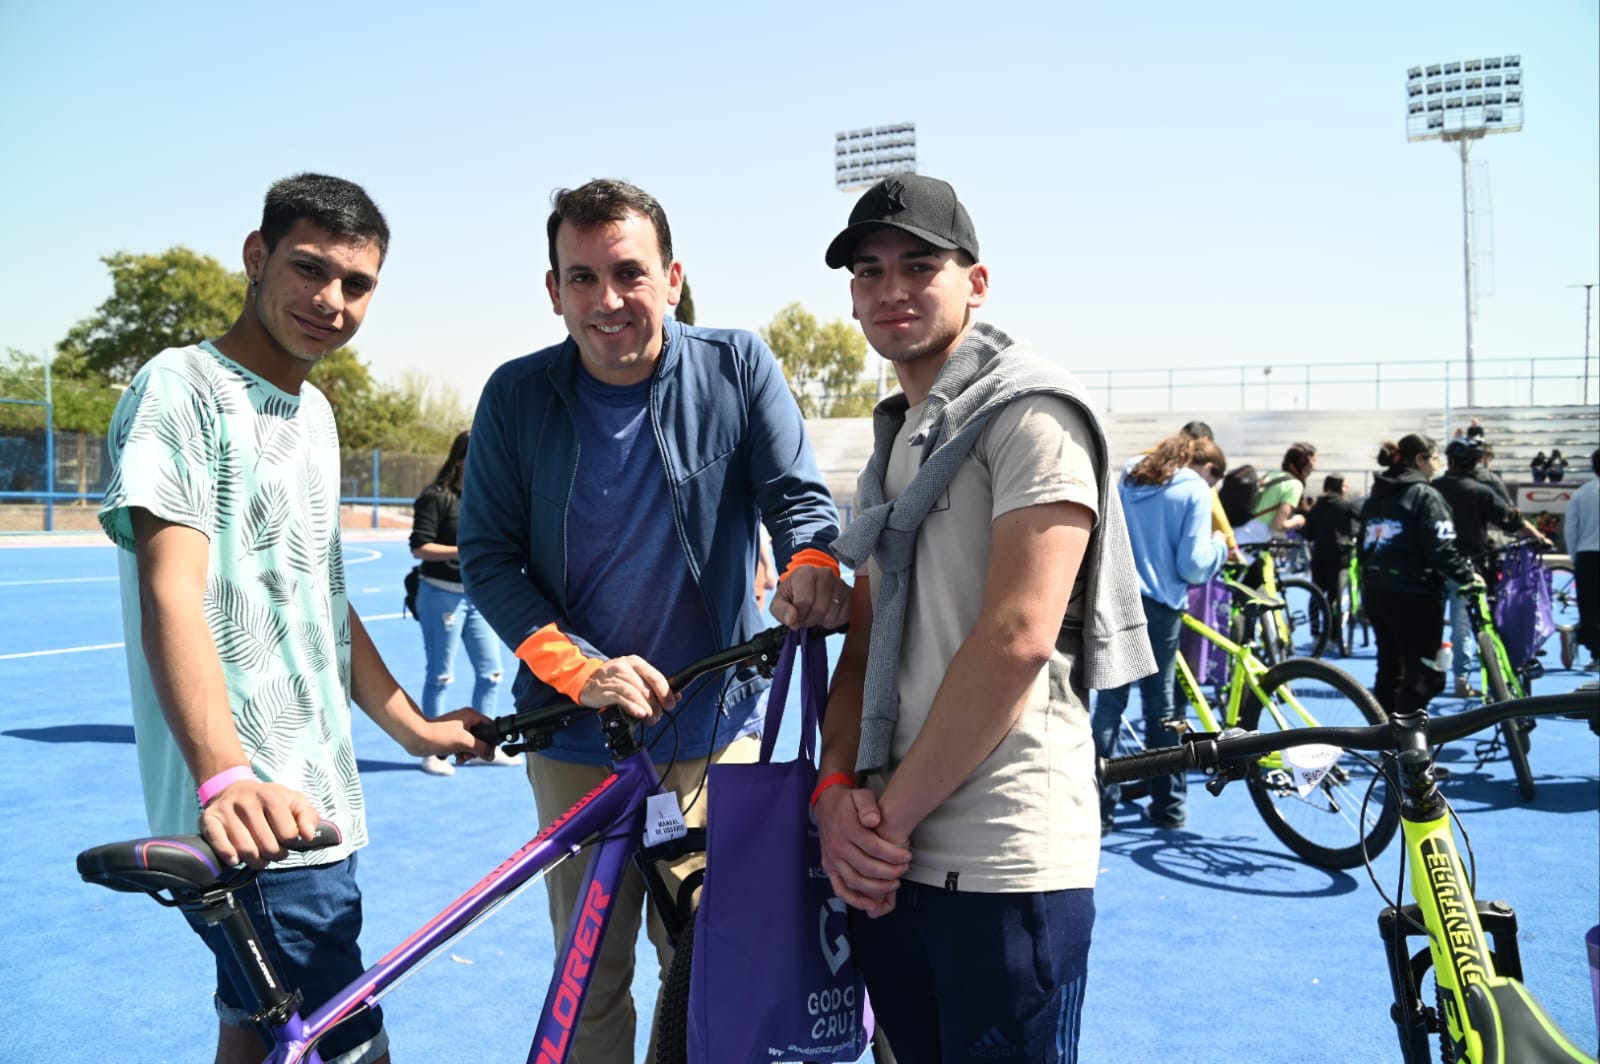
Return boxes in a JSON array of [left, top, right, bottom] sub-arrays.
[[1220, 466, 1296, 527]]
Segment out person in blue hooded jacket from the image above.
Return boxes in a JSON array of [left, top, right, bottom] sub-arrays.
[[1091, 433, 1229, 831]]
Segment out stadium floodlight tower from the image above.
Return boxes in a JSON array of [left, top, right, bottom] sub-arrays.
[[1406, 56, 1524, 407], [836, 123, 918, 402], [835, 122, 917, 192]]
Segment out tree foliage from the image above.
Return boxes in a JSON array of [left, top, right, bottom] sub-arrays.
[[759, 303, 871, 418], [0, 349, 124, 434], [676, 276, 696, 325], [57, 248, 247, 384]]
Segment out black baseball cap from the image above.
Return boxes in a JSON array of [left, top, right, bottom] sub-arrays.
[[825, 174, 980, 270]]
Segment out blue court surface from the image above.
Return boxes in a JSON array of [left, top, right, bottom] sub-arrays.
[[2, 533, 1595, 1062]]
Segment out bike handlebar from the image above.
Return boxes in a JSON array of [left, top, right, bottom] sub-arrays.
[[1099, 692, 1594, 785], [471, 623, 802, 747]]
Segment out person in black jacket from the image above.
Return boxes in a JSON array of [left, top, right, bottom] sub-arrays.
[[1432, 437, 1527, 697], [1358, 435, 1481, 715], [1304, 474, 1361, 652], [410, 429, 516, 776]]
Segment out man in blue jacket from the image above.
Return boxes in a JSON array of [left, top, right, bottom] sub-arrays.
[[458, 178, 848, 1063]]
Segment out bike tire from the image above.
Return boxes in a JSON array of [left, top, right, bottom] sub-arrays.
[[1546, 559, 1579, 634], [653, 907, 698, 1064], [1280, 578, 1332, 659], [1477, 632, 1535, 801], [1240, 657, 1400, 869]]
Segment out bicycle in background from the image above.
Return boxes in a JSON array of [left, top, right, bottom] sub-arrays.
[[79, 624, 871, 1064], [1232, 539, 1332, 663], [1112, 574, 1399, 869], [1101, 692, 1598, 1064]]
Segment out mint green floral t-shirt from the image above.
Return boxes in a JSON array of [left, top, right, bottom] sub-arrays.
[[99, 342, 363, 866]]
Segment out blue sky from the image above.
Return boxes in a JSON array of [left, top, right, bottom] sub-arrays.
[[2, 1, 1595, 411]]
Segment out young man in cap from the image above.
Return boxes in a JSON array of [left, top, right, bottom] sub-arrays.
[[99, 173, 494, 1064], [813, 174, 1154, 1062]]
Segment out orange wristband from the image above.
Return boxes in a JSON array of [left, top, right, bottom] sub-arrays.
[[780, 548, 841, 581], [810, 771, 857, 810]]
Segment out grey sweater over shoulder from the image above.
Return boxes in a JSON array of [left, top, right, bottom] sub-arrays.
[[832, 322, 1156, 774]]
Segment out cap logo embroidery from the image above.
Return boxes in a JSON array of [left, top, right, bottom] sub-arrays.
[[881, 179, 907, 213]]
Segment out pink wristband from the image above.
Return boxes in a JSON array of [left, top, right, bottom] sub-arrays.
[[197, 765, 256, 806]]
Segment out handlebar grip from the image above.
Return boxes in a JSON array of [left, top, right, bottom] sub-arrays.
[[1100, 744, 1192, 785], [469, 720, 500, 745], [287, 821, 343, 853]]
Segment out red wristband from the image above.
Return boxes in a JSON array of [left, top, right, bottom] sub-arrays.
[[810, 771, 858, 810], [197, 765, 256, 806]]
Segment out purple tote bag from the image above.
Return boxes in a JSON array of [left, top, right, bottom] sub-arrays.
[[1492, 542, 1554, 668], [687, 628, 872, 1062], [1180, 574, 1230, 687]]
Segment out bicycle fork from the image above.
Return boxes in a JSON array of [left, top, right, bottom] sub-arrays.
[[1377, 810, 1525, 1064]]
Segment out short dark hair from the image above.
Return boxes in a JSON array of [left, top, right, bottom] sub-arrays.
[[1179, 420, 1214, 441], [1322, 474, 1345, 494], [261, 173, 390, 265], [547, 179, 673, 275], [1591, 448, 1600, 475], [1283, 442, 1317, 476]]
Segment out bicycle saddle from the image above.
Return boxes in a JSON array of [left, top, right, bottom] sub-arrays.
[[77, 824, 342, 899], [1222, 578, 1285, 612], [1464, 977, 1597, 1064]]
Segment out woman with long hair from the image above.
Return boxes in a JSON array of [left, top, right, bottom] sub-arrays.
[[1091, 433, 1229, 831], [409, 430, 516, 775], [1356, 434, 1479, 716]]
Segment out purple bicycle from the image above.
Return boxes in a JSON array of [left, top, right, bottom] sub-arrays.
[[77, 624, 801, 1064]]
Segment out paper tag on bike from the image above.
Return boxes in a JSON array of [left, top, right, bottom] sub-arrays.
[[1283, 744, 1340, 796], [644, 791, 688, 846]]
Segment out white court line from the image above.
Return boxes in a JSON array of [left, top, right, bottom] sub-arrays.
[[0, 576, 118, 588], [1, 642, 124, 661]]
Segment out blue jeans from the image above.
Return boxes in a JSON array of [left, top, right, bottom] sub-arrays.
[[416, 580, 503, 718], [183, 856, 388, 1064], [1444, 579, 1473, 681], [1090, 595, 1186, 824], [850, 881, 1094, 1063]]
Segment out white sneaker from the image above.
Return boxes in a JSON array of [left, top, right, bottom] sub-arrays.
[[420, 755, 456, 776], [470, 747, 525, 768]]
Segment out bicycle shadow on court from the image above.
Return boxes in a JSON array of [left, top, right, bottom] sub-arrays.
[[1100, 827, 1363, 899], [5, 723, 134, 744]]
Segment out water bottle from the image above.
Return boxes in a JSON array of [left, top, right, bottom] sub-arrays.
[[1435, 640, 1453, 674]]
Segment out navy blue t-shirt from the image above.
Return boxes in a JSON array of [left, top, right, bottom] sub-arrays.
[[547, 368, 762, 764]]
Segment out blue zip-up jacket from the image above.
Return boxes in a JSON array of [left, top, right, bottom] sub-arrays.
[[459, 318, 840, 755], [1117, 460, 1227, 609]]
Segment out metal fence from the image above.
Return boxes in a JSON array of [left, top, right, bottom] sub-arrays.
[[821, 354, 1594, 415], [0, 432, 442, 532]]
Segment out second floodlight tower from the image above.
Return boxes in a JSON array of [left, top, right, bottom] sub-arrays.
[[1405, 56, 1525, 407], [835, 123, 918, 401]]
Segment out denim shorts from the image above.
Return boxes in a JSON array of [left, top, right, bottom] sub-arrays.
[[184, 855, 389, 1064]]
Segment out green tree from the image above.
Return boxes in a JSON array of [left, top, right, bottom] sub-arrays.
[[0, 349, 124, 434], [759, 303, 870, 418], [57, 247, 247, 384], [675, 276, 696, 325]]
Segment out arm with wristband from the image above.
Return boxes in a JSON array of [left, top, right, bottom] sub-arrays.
[[814, 577, 912, 917], [130, 509, 321, 868]]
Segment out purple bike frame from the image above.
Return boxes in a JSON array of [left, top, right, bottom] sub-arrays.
[[264, 746, 662, 1064]]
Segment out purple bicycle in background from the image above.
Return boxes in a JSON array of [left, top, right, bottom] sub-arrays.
[[77, 624, 804, 1064]]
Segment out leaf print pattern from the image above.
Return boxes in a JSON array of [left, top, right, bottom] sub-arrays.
[[205, 576, 291, 674], [107, 344, 364, 857], [236, 674, 315, 767], [296, 620, 333, 676], [259, 569, 296, 609], [241, 481, 293, 556]]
